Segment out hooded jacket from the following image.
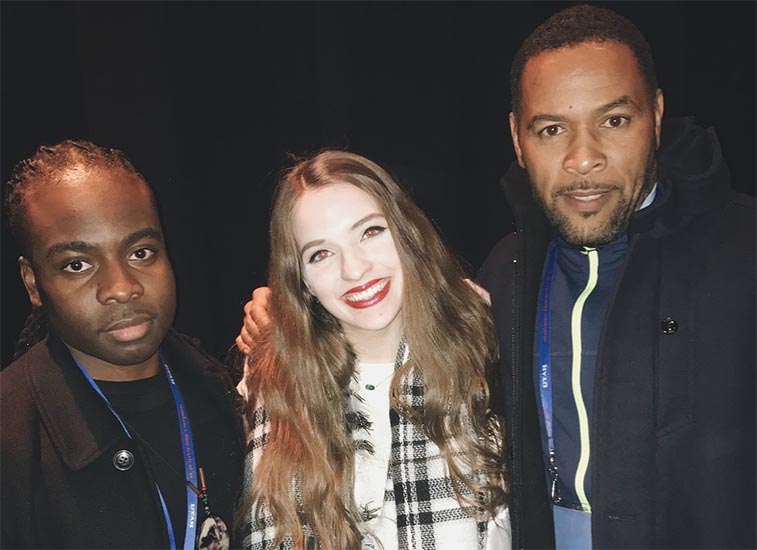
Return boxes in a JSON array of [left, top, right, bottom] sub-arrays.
[[0, 329, 244, 549], [478, 118, 756, 549]]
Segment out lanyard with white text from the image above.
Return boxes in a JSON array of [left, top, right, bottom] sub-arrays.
[[73, 353, 199, 550], [537, 243, 562, 504]]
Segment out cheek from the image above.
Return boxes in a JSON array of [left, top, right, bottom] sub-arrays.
[[302, 265, 338, 301], [43, 290, 96, 337]]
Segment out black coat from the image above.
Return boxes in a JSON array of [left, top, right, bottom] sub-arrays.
[[479, 118, 756, 549], [1, 329, 244, 549]]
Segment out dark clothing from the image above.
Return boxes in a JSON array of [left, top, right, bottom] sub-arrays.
[[0, 329, 244, 549], [97, 373, 193, 546], [532, 235, 629, 511], [479, 118, 756, 549]]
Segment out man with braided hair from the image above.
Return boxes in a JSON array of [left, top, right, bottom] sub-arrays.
[[1, 140, 243, 548]]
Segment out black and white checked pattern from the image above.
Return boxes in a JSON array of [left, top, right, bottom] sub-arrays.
[[241, 343, 494, 550]]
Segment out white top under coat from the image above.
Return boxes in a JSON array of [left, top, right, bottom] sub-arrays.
[[351, 361, 512, 550]]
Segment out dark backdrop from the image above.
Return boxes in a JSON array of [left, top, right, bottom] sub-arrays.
[[2, 1, 755, 367]]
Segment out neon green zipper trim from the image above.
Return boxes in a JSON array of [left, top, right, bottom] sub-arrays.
[[570, 247, 598, 511]]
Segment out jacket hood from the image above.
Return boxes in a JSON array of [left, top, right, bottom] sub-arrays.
[[502, 116, 732, 239]]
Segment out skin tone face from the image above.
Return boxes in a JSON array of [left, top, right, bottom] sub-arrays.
[[510, 40, 664, 247], [292, 182, 404, 363], [19, 167, 176, 381]]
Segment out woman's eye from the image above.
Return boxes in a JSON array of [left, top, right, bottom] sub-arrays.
[[363, 225, 386, 239], [129, 248, 155, 261], [63, 259, 93, 273], [308, 250, 332, 264]]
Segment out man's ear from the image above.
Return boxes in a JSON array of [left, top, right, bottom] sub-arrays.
[[509, 112, 526, 168], [653, 88, 665, 150], [19, 256, 42, 307]]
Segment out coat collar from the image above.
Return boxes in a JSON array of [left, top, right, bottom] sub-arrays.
[[25, 329, 239, 471]]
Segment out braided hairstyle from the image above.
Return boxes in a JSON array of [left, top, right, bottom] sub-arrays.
[[4, 140, 151, 359]]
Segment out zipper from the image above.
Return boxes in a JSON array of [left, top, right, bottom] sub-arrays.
[[571, 247, 599, 511]]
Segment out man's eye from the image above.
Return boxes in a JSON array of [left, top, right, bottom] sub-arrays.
[[363, 226, 386, 239], [539, 125, 564, 138], [129, 248, 155, 261], [603, 115, 629, 128], [63, 260, 93, 273], [308, 250, 332, 264]]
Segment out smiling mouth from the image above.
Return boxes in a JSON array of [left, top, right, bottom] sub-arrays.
[[560, 189, 615, 212], [569, 192, 608, 201], [343, 278, 391, 309]]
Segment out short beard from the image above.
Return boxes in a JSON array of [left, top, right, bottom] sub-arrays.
[[533, 146, 658, 248]]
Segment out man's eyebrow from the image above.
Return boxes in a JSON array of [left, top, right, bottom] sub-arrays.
[[46, 241, 93, 259], [123, 227, 163, 248], [596, 95, 639, 114]]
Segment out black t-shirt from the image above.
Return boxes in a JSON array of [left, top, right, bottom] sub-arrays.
[[98, 368, 239, 548], [99, 374, 190, 545]]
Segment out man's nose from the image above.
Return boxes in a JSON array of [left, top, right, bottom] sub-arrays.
[[563, 129, 607, 176], [96, 262, 144, 305]]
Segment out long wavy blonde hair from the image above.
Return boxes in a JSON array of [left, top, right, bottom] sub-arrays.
[[243, 150, 506, 549]]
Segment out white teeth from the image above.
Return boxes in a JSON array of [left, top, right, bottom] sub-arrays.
[[345, 279, 387, 302], [572, 194, 603, 201]]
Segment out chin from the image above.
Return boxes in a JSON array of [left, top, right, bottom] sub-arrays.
[[93, 338, 164, 367], [552, 206, 630, 248]]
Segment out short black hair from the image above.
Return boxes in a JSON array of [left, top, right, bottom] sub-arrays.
[[510, 4, 658, 115], [4, 139, 154, 253]]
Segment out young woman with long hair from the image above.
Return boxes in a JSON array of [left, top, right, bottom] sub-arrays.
[[239, 150, 509, 550]]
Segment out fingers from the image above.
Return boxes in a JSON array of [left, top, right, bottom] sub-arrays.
[[236, 287, 273, 356], [235, 333, 251, 356], [464, 278, 491, 306]]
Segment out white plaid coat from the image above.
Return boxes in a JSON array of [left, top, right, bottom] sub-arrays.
[[239, 359, 510, 550]]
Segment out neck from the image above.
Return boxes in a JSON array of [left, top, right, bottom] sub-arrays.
[[67, 346, 161, 381], [344, 322, 404, 364]]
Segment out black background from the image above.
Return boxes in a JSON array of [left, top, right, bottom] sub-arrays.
[[2, 1, 755, 367]]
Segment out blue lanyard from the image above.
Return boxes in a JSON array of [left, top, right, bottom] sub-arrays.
[[537, 244, 561, 504], [73, 353, 199, 550]]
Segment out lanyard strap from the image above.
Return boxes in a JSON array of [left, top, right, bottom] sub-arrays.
[[537, 244, 561, 503], [73, 353, 199, 550]]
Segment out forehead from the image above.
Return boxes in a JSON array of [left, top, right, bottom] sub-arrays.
[[292, 182, 382, 243], [23, 169, 160, 253], [520, 41, 648, 114]]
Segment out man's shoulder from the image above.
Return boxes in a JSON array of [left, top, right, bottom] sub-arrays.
[[478, 232, 518, 289], [1, 339, 53, 402], [692, 190, 755, 250], [724, 190, 756, 215], [164, 329, 227, 370], [162, 329, 238, 395], [0, 340, 55, 443]]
